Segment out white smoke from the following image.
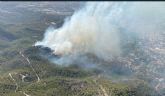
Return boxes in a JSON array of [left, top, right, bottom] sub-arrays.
[[35, 2, 165, 63]]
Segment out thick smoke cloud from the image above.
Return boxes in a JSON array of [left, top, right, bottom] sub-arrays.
[[35, 2, 165, 64]]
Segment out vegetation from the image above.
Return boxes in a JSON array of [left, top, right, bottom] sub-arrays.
[[0, 4, 159, 96]]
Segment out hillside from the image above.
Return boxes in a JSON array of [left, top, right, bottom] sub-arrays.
[[0, 2, 163, 96]]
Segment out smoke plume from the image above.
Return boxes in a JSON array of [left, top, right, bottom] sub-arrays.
[[35, 2, 164, 63]]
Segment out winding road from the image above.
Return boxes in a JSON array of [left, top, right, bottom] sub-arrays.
[[19, 51, 40, 82], [9, 73, 31, 96]]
